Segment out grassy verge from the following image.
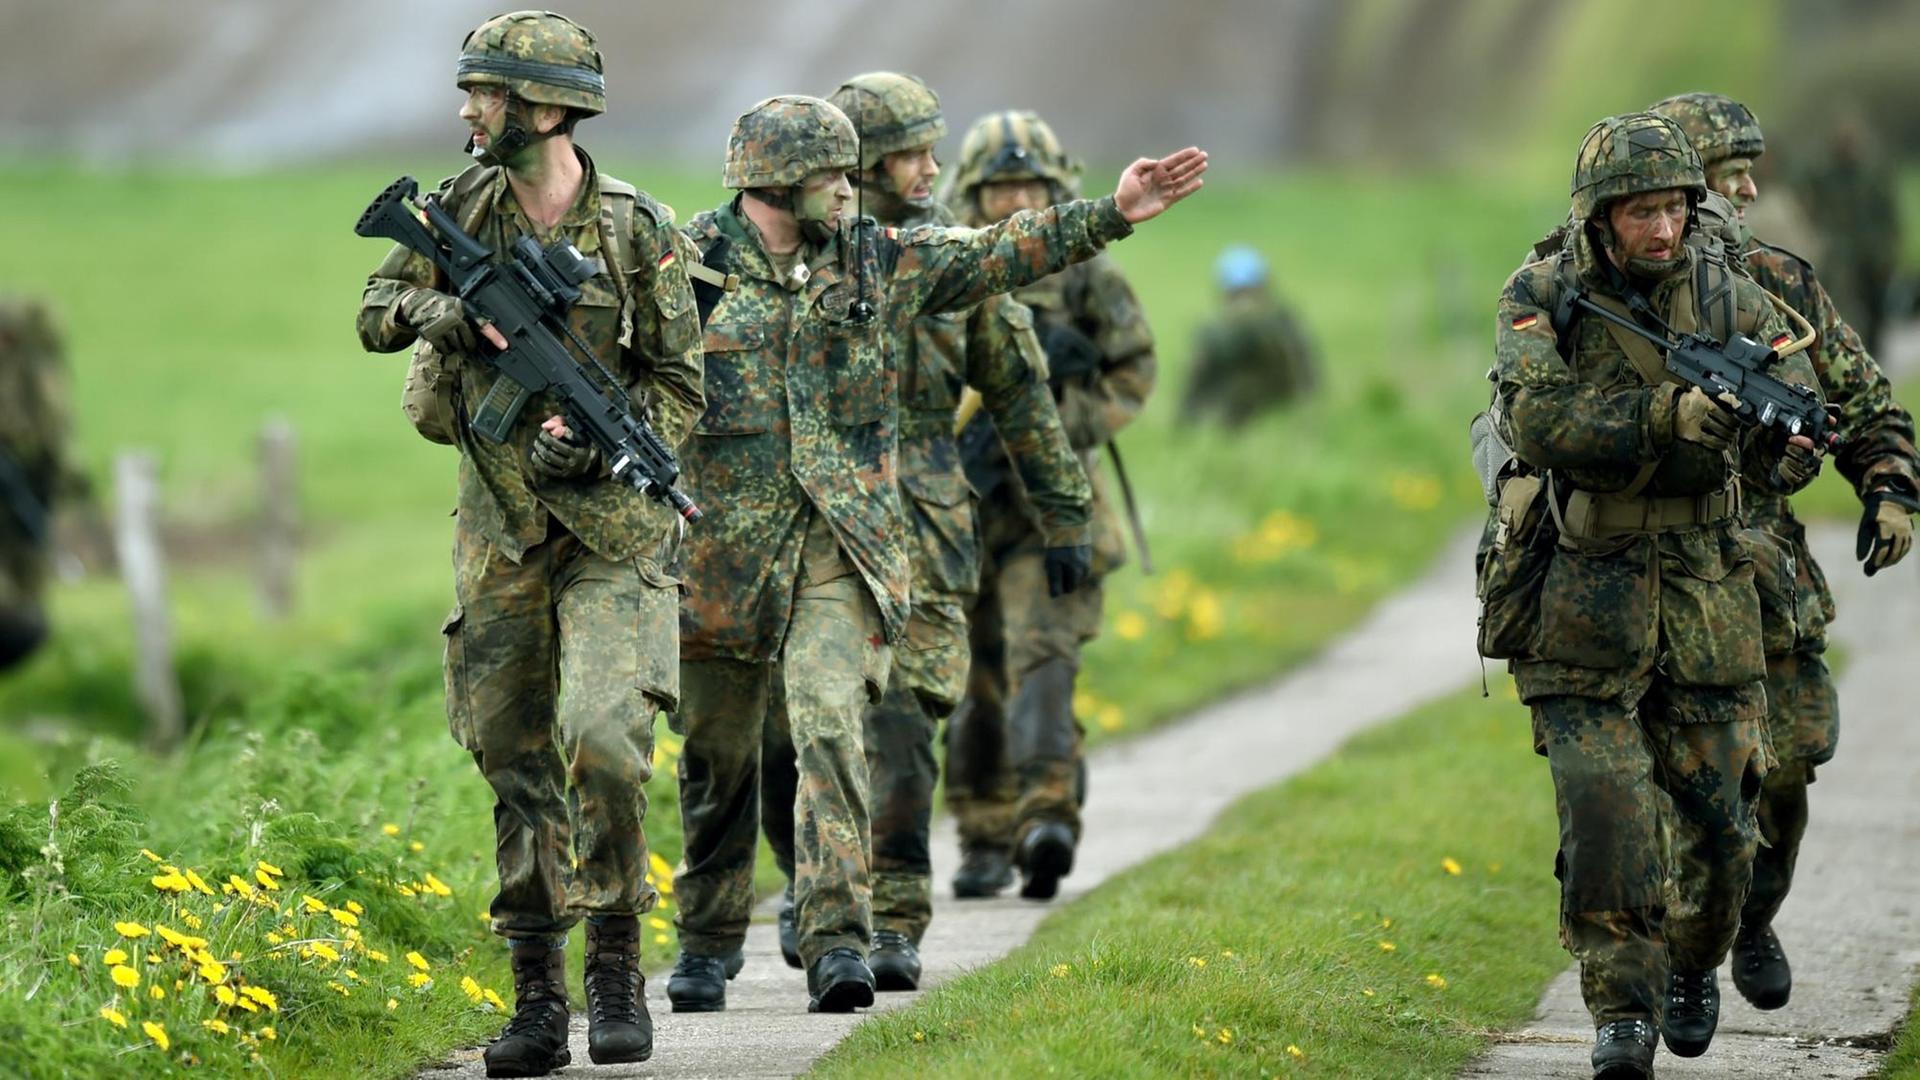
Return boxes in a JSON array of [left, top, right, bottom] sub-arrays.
[[1884, 983, 1920, 1080], [811, 678, 1567, 1079]]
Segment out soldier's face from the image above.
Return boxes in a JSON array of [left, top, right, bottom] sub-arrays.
[[882, 146, 940, 205], [1706, 158, 1759, 218], [978, 180, 1052, 222], [796, 169, 853, 227], [1607, 190, 1689, 264], [460, 86, 509, 151]]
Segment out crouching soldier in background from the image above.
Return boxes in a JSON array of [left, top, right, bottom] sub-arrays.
[[0, 298, 80, 674]]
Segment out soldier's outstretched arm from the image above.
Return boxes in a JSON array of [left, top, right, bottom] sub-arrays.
[[1496, 268, 1682, 470], [895, 148, 1208, 318], [967, 295, 1092, 548]]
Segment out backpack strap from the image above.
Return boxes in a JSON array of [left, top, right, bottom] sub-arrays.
[[1547, 247, 1582, 362]]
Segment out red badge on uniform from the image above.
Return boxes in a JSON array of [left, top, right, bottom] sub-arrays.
[[1511, 314, 1540, 331]]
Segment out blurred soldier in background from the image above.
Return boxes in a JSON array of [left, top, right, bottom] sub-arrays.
[[746, 73, 1090, 993], [665, 94, 1203, 1014], [356, 12, 704, 1075], [0, 298, 77, 674], [1650, 92, 1920, 1015], [1492, 113, 1816, 1079], [1796, 113, 1901, 354], [940, 111, 1158, 903], [1182, 246, 1318, 427]]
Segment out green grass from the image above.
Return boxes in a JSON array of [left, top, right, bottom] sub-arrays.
[[810, 678, 1566, 1079], [1885, 982, 1920, 1080]]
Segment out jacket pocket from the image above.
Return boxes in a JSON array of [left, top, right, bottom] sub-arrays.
[[1475, 474, 1553, 661], [822, 319, 889, 427], [441, 604, 476, 751], [1536, 532, 1650, 669], [1659, 530, 1764, 687], [697, 323, 781, 434], [1742, 527, 1798, 657], [902, 469, 980, 597], [631, 557, 683, 710]]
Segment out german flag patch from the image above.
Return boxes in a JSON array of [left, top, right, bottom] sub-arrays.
[[884, 226, 900, 242], [1770, 332, 1792, 349], [1511, 313, 1540, 331], [657, 250, 677, 269]]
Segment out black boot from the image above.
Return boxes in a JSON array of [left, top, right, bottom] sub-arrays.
[[807, 947, 876, 1013], [1591, 1018, 1657, 1079], [666, 951, 732, 1013], [1016, 821, 1076, 901], [583, 916, 652, 1064], [778, 885, 803, 969], [1661, 967, 1720, 1058], [1731, 922, 1791, 1010], [952, 846, 1014, 899], [870, 930, 922, 992], [483, 940, 571, 1078]]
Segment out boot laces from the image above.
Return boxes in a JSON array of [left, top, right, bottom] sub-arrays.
[[1739, 926, 1784, 968], [1669, 970, 1714, 1012], [1599, 1019, 1653, 1044], [873, 930, 912, 952], [586, 947, 640, 1024], [501, 990, 563, 1038]]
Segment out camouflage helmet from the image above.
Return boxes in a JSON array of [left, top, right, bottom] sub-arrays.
[[723, 95, 860, 190], [1570, 112, 1706, 221], [947, 110, 1082, 203], [828, 72, 946, 170], [1648, 92, 1765, 168], [457, 11, 606, 117]]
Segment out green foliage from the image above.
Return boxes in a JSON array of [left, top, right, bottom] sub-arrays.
[[1884, 981, 1920, 1080], [811, 681, 1566, 1078]]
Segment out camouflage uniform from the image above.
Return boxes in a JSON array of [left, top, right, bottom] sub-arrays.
[[939, 111, 1157, 875], [0, 298, 76, 672], [672, 96, 1133, 970], [1183, 254, 1318, 427], [1493, 114, 1815, 1031], [1651, 94, 1920, 942], [356, 14, 702, 945], [1797, 121, 1900, 354]]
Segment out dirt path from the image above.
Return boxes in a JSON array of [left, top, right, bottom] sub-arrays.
[[1460, 524, 1920, 1079], [424, 528, 1483, 1078]]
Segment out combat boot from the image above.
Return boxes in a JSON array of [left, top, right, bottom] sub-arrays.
[[807, 947, 876, 1013], [666, 951, 734, 1013], [1590, 1018, 1657, 1079], [583, 916, 651, 1065], [1731, 922, 1791, 1010], [483, 940, 570, 1078], [1016, 821, 1076, 901], [778, 884, 803, 969], [1661, 967, 1720, 1057], [952, 846, 1014, 898], [869, 930, 922, 992]]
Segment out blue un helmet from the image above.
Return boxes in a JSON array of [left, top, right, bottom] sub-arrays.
[[1214, 246, 1269, 292]]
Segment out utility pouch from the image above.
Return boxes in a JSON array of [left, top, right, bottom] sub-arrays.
[[1476, 472, 1552, 660], [401, 341, 461, 446]]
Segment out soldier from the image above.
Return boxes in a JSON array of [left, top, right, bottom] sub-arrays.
[[1650, 92, 1920, 1012], [1797, 114, 1901, 354], [939, 111, 1158, 902], [745, 73, 1092, 992], [0, 298, 77, 674], [1182, 245, 1319, 427], [665, 94, 1202, 1014], [355, 12, 702, 1076], [1492, 113, 1820, 1079]]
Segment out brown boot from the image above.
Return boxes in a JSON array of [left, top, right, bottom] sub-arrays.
[[484, 940, 571, 1078], [584, 916, 653, 1064]]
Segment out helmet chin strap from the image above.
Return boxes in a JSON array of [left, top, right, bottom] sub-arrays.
[[464, 95, 550, 168]]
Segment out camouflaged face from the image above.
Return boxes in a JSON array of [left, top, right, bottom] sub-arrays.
[[458, 10, 606, 116], [1649, 92, 1765, 168], [829, 72, 947, 168], [723, 95, 860, 190], [942, 110, 1082, 207], [1571, 112, 1706, 220]]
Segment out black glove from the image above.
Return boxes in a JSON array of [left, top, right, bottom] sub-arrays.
[[1044, 544, 1093, 597], [1770, 441, 1822, 492], [530, 424, 600, 481], [1857, 489, 1920, 577], [400, 288, 481, 356]]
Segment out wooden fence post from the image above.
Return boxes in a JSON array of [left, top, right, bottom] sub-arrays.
[[113, 451, 183, 751], [258, 419, 298, 619]]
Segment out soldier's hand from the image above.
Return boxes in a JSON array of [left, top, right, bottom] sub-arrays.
[[1857, 489, 1916, 576], [1672, 387, 1741, 451], [1044, 544, 1093, 597], [1771, 437, 1822, 492], [1113, 148, 1209, 224], [400, 288, 489, 356], [530, 415, 600, 481]]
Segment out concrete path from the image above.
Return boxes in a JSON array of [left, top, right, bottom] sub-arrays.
[[425, 528, 1483, 1079], [1460, 525, 1920, 1079]]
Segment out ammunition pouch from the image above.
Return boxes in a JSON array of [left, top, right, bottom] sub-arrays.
[[1475, 471, 1552, 660], [402, 341, 462, 446]]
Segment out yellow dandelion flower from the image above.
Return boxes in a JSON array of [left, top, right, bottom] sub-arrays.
[[648, 916, 669, 931], [405, 951, 429, 972], [301, 895, 327, 914], [345, 928, 362, 945], [181, 913, 203, 930], [1216, 1028, 1233, 1045], [197, 958, 228, 984], [1426, 973, 1448, 989], [1050, 963, 1071, 978], [423, 873, 453, 898], [184, 869, 215, 896], [173, 979, 184, 992], [653, 933, 669, 945], [157, 925, 207, 951], [382, 823, 401, 837], [1287, 1044, 1306, 1060], [242, 986, 279, 1012], [311, 943, 341, 963], [345, 969, 361, 981], [1381, 917, 1392, 929], [329, 908, 359, 928], [367, 950, 389, 964], [483, 988, 506, 1010], [386, 998, 399, 1011], [407, 972, 431, 988], [140, 848, 163, 863], [344, 900, 364, 915], [1113, 610, 1148, 641], [1072, 689, 1097, 719], [261, 1025, 277, 1041], [1379, 941, 1396, 952], [1221, 949, 1236, 959], [328, 981, 350, 996], [265, 933, 283, 946], [1362, 988, 1376, 998], [1441, 857, 1462, 876], [202, 1018, 231, 1036], [1095, 703, 1125, 732], [1153, 568, 1195, 619], [396, 884, 417, 898], [215, 985, 239, 1006], [103, 948, 128, 966], [1191, 1023, 1208, 1039], [100, 1006, 128, 1028], [912, 1030, 926, 1043], [255, 869, 281, 890], [1187, 956, 1208, 968], [226, 874, 255, 898], [142, 1020, 169, 1051], [144, 953, 163, 965], [461, 976, 484, 1003], [110, 965, 140, 989], [409, 841, 426, 853], [150, 984, 166, 1001], [648, 853, 676, 891], [256, 860, 283, 878], [1185, 589, 1224, 641], [66, 953, 81, 967], [151, 870, 191, 893], [236, 996, 260, 1013]]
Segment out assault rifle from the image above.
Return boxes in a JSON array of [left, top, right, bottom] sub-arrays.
[[355, 176, 701, 522], [1567, 292, 1838, 450]]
